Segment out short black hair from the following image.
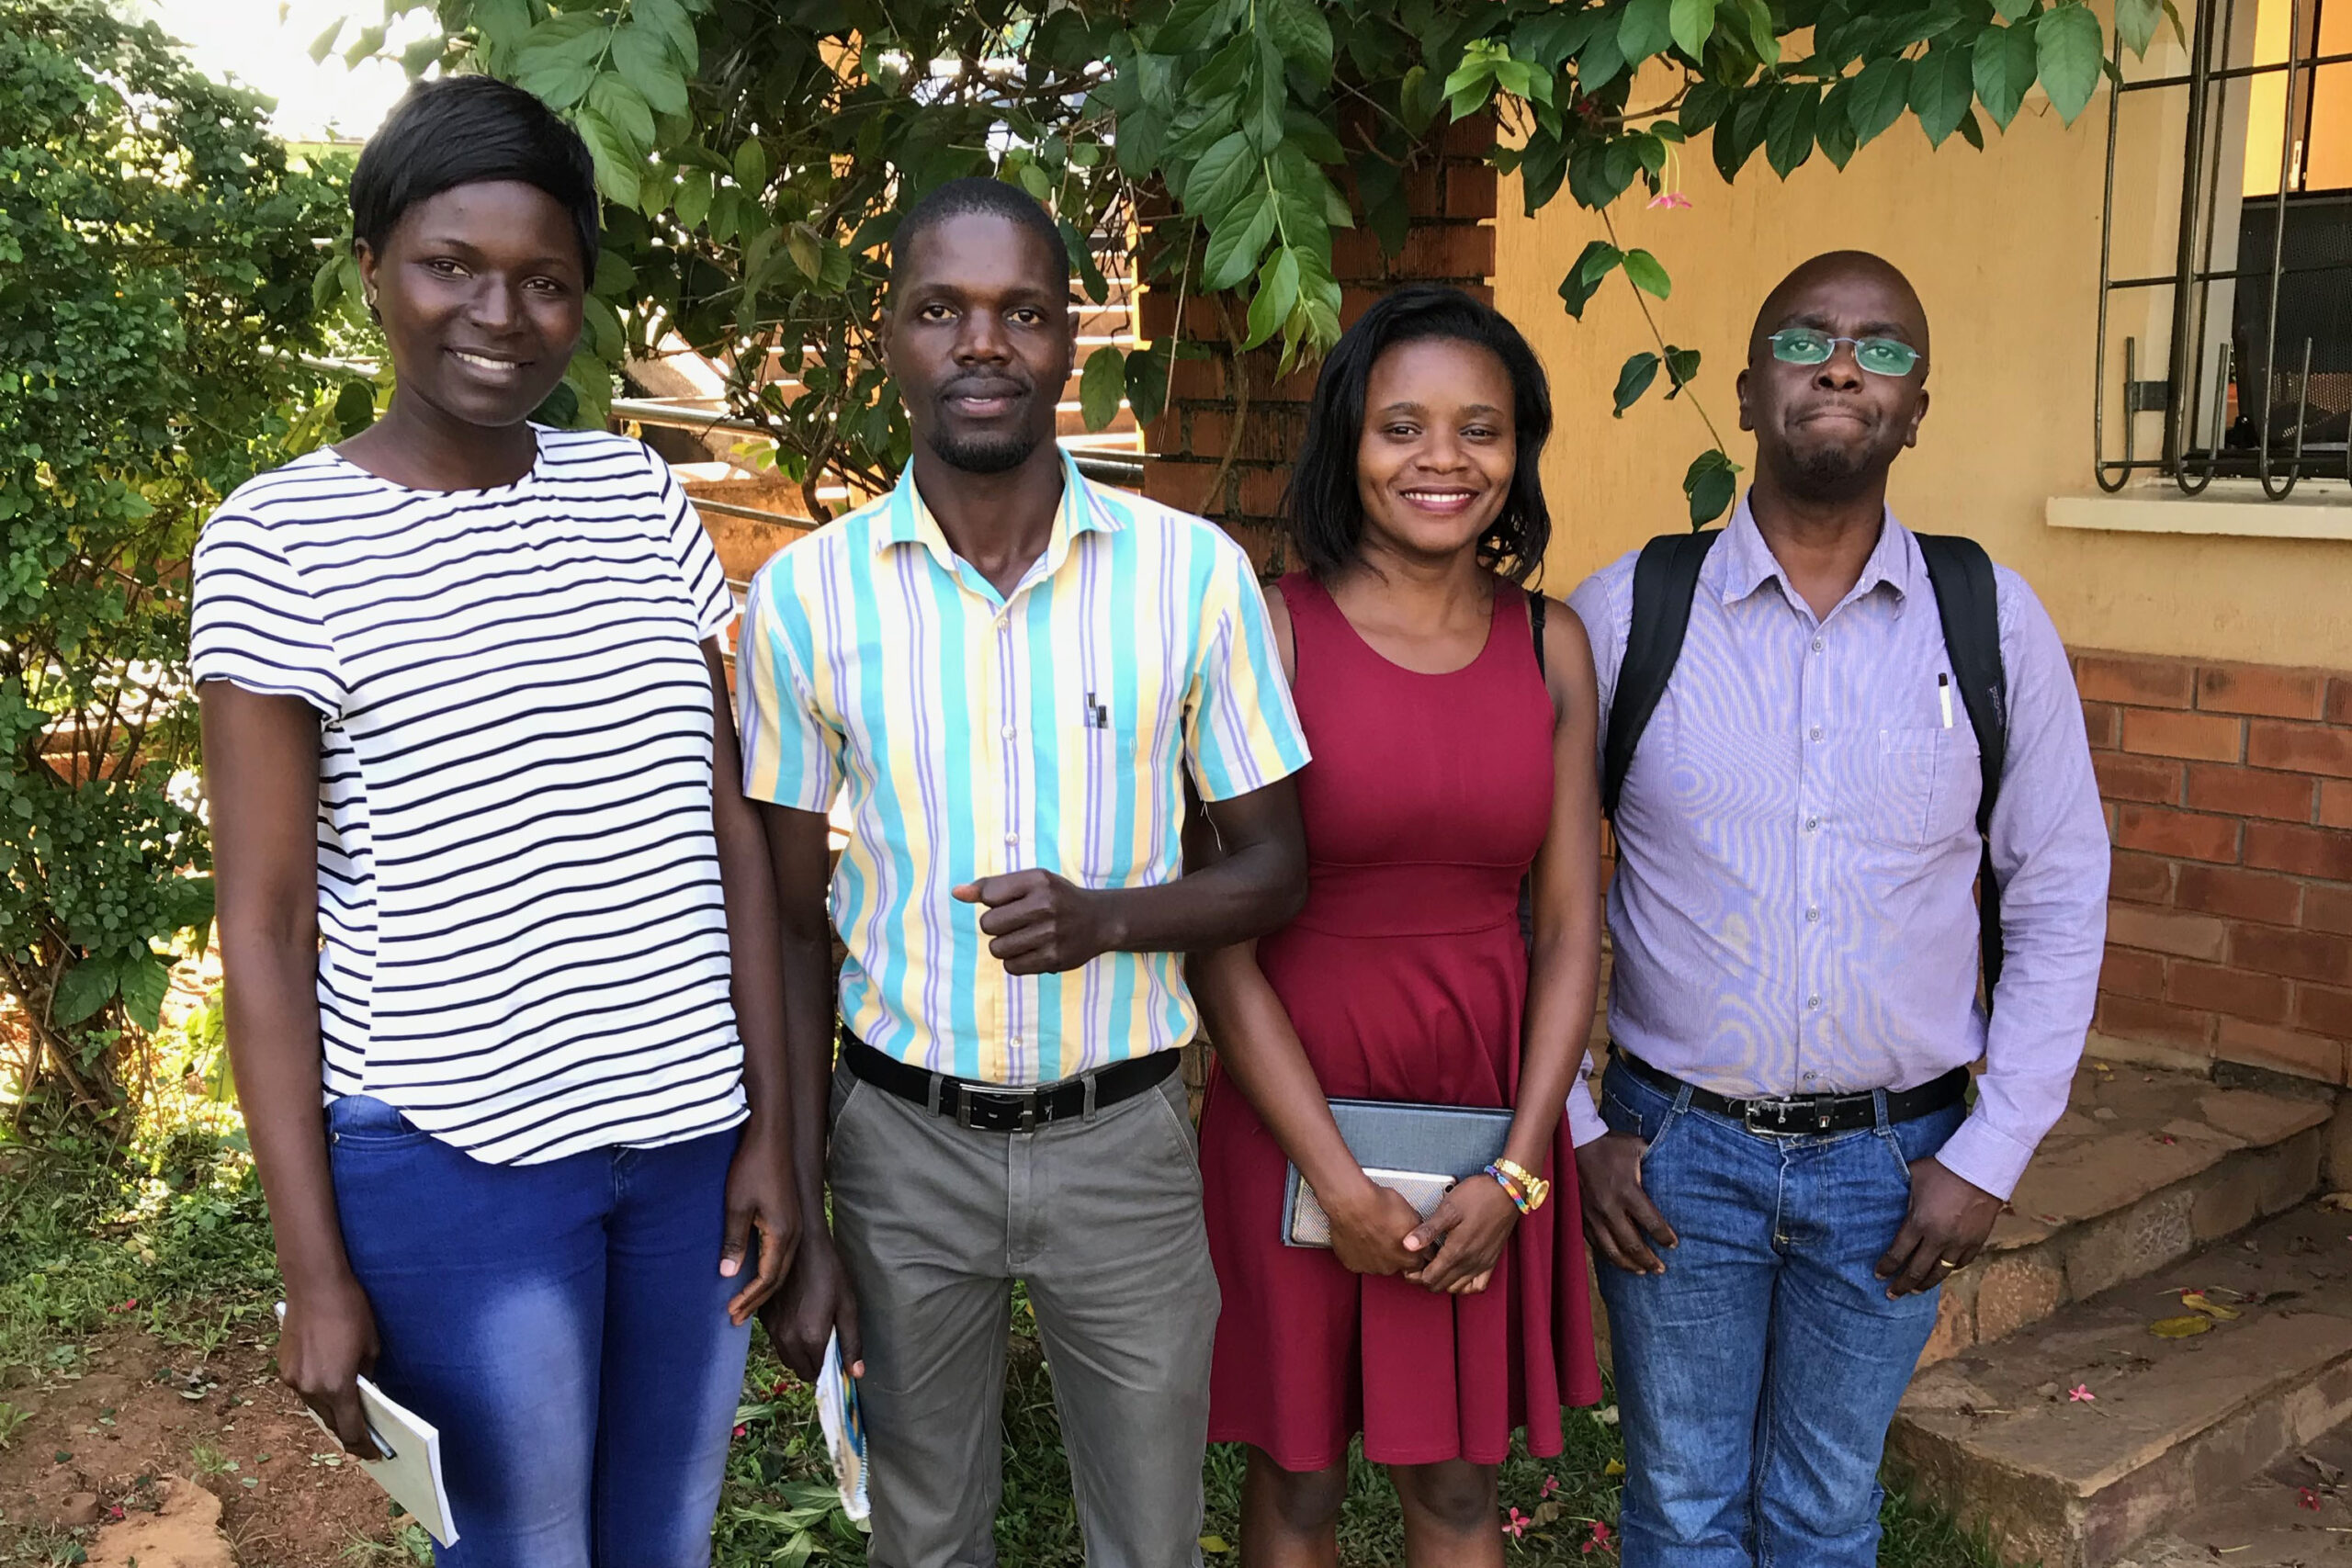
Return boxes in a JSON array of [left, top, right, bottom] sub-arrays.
[[889, 176, 1071, 293], [350, 76, 601, 269], [1284, 285, 1555, 584]]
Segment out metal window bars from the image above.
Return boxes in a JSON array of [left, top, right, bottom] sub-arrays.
[[2094, 0, 2352, 496]]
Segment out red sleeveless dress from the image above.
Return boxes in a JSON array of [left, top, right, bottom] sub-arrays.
[[1200, 571, 1603, 1472]]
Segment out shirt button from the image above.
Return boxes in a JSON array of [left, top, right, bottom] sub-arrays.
[[1003, 831, 1020, 845], [1806, 907, 1822, 923], [1804, 815, 1820, 832], [1811, 637, 1825, 653], [1807, 995, 1823, 1010], [1001, 725, 1017, 739], [1808, 726, 1824, 742]]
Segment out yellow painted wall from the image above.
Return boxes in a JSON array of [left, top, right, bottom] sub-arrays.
[[1498, 80, 2352, 670]]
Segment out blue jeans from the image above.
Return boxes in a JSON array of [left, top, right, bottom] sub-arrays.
[[327, 1095, 753, 1568], [1594, 1061, 1964, 1568]]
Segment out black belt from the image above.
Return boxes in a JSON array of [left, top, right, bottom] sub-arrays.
[[842, 1032, 1178, 1134], [1615, 1048, 1967, 1136]]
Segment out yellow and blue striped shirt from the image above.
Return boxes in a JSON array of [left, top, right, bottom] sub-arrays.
[[737, 456, 1310, 1086]]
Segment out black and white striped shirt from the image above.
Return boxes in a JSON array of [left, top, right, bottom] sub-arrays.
[[190, 424, 748, 1165]]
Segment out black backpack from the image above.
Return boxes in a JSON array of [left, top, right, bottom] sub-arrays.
[[1597, 529, 2012, 1001]]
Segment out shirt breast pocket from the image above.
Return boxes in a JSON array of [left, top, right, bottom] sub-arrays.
[[1870, 727, 1983, 852]]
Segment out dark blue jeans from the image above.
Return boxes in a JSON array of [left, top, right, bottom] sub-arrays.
[[327, 1095, 752, 1568], [1594, 1061, 1964, 1568]]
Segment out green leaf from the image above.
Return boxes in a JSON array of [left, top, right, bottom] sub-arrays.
[[1847, 55, 1914, 146], [2037, 3, 2104, 124], [51, 955, 118, 1029], [1080, 346, 1125, 432], [1619, 0, 1676, 65], [1680, 79, 1733, 133], [1622, 248, 1671, 299], [307, 18, 344, 63], [1990, 0, 2035, 18], [588, 73, 654, 150], [1244, 246, 1301, 348], [475, 0, 533, 51], [611, 25, 689, 116], [1184, 132, 1258, 222], [1669, 0, 1719, 60], [1909, 40, 1977, 147], [119, 954, 169, 1034], [334, 380, 376, 436], [1516, 7, 1605, 71], [1815, 82, 1859, 168], [1973, 17, 2040, 129], [515, 16, 608, 109], [345, 22, 387, 67], [1765, 84, 1819, 176], [785, 224, 823, 284], [1156, 0, 1240, 56], [1663, 344, 1702, 394], [635, 0, 697, 68], [1246, 34, 1286, 152], [1683, 448, 1741, 525], [734, 139, 770, 194], [1579, 21, 1628, 87], [1264, 0, 1335, 85], [1202, 190, 1276, 290], [1736, 0, 1781, 65], [1612, 351, 1662, 416], [1192, 33, 1254, 101], [571, 107, 641, 208], [2115, 0, 2162, 52], [675, 168, 714, 231]]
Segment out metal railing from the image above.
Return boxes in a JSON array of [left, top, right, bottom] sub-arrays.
[[2093, 0, 2352, 497]]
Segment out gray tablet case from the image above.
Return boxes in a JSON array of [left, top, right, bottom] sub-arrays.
[[1280, 1099, 1516, 1248]]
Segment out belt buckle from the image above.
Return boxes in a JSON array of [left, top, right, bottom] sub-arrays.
[[1742, 1097, 1814, 1136], [956, 1085, 1039, 1133]]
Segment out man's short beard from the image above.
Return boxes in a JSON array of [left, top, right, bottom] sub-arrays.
[[929, 425, 1045, 475], [1781, 440, 1880, 502]]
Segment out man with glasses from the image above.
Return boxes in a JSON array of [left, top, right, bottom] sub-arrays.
[[1565, 251, 2108, 1568]]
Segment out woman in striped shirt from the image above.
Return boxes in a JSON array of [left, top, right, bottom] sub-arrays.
[[193, 77, 796, 1568]]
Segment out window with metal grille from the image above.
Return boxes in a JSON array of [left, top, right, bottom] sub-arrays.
[[2096, 0, 2351, 496]]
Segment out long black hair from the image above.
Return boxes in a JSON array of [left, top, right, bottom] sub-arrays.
[[1283, 284, 1555, 583], [350, 75, 602, 269]]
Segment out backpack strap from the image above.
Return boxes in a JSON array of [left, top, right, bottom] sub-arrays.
[[1600, 529, 1723, 820], [1529, 589, 1547, 677], [1914, 533, 2010, 1001]]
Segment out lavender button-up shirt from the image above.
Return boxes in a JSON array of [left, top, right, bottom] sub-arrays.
[[1564, 497, 2109, 1199]]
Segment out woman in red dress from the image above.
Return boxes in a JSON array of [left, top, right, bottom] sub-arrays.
[[1193, 285, 1605, 1565]]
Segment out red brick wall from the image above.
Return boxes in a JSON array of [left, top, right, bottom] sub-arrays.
[[1137, 116, 1497, 561], [2082, 649, 2352, 1086]]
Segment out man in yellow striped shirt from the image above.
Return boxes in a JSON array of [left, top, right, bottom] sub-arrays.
[[740, 178, 1310, 1568]]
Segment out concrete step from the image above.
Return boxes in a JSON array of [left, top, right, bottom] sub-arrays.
[[1889, 1201, 2352, 1568], [2108, 1419, 2352, 1566], [1922, 1062, 2334, 1368]]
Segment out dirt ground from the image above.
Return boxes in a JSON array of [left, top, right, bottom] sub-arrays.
[[0, 1326, 406, 1566]]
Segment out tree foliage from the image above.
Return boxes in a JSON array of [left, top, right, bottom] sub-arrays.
[[371, 0, 2170, 523], [0, 1, 347, 1117]]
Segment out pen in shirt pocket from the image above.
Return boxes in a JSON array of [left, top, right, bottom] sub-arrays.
[[1081, 690, 1109, 730], [1938, 672, 1953, 730]]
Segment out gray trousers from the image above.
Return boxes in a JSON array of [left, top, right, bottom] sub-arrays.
[[829, 1061, 1218, 1568]]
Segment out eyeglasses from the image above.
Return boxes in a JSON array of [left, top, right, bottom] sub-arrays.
[[1767, 328, 1924, 378]]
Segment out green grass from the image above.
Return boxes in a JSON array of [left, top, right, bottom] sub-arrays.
[[0, 1082, 2007, 1568]]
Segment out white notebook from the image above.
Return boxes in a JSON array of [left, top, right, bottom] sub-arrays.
[[816, 1329, 869, 1522], [274, 1303, 458, 1547]]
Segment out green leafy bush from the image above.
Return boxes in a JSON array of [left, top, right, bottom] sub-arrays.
[[0, 0, 345, 1118]]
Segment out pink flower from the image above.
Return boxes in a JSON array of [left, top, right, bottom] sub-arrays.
[[731, 1423, 748, 1439], [1645, 191, 1692, 210], [2068, 1384, 2096, 1402], [1541, 1473, 1560, 1500], [1503, 1506, 1532, 1540], [2300, 1487, 2322, 1511], [1582, 1519, 1614, 1554]]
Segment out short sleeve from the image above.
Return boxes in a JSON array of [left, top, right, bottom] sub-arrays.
[[188, 513, 348, 719], [735, 552, 842, 813], [1183, 534, 1310, 801], [648, 446, 736, 641]]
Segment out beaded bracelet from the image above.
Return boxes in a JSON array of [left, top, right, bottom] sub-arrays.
[[1485, 1163, 1535, 1215]]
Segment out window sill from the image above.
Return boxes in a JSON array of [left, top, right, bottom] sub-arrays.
[[2047, 485, 2352, 541]]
